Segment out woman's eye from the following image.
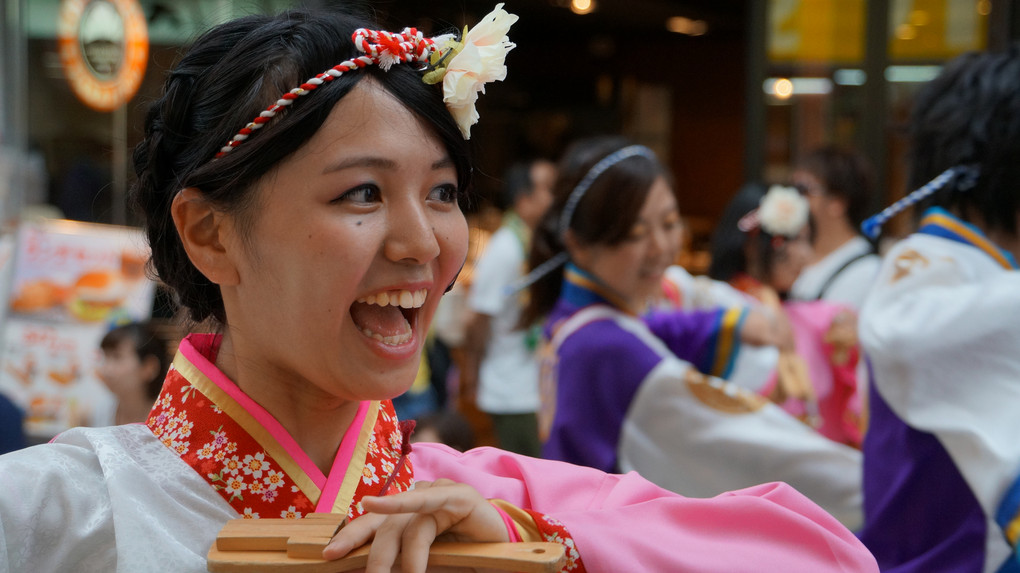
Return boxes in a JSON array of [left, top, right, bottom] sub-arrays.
[[626, 225, 649, 242], [427, 184, 460, 204], [333, 184, 381, 204]]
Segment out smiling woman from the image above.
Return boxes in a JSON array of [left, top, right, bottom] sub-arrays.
[[524, 138, 865, 529], [0, 6, 877, 573]]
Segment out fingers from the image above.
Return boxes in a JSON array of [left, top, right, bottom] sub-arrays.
[[396, 514, 437, 573], [363, 512, 420, 573], [363, 480, 507, 542], [336, 503, 441, 573], [323, 512, 384, 560], [362, 480, 471, 526], [323, 479, 509, 572]]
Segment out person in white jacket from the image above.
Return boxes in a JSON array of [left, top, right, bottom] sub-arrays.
[[855, 44, 1020, 572], [789, 146, 881, 311]]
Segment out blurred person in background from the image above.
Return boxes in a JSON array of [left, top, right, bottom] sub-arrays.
[[409, 409, 476, 453], [523, 136, 864, 529], [705, 183, 865, 448], [855, 45, 1020, 572], [460, 158, 555, 457], [789, 146, 881, 310], [0, 392, 26, 455], [97, 321, 172, 425]]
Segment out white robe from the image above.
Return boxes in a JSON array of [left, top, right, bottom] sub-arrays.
[[549, 305, 864, 529], [791, 236, 881, 310], [0, 425, 235, 572], [860, 226, 1020, 570]]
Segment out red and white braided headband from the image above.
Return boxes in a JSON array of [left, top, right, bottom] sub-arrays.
[[215, 27, 447, 159], [214, 4, 517, 160]]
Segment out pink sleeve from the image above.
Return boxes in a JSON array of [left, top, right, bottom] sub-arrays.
[[410, 443, 876, 573]]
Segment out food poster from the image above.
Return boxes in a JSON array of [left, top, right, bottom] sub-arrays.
[[0, 233, 14, 327], [0, 219, 154, 439]]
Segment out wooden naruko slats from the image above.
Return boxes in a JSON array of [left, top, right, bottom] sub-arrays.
[[208, 541, 565, 572], [215, 516, 344, 551], [209, 515, 566, 572]]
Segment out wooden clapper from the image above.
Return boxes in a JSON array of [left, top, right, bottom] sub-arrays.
[[207, 513, 566, 572]]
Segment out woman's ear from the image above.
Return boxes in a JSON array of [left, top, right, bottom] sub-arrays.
[[826, 195, 848, 220], [171, 188, 240, 286], [140, 354, 161, 386], [562, 229, 587, 267]]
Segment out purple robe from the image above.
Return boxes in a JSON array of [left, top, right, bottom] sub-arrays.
[[540, 265, 740, 473]]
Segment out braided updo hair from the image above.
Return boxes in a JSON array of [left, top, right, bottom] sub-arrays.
[[131, 8, 472, 326]]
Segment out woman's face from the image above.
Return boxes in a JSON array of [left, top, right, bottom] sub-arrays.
[[569, 176, 682, 309], [220, 79, 468, 403], [768, 227, 812, 294], [97, 339, 151, 398]]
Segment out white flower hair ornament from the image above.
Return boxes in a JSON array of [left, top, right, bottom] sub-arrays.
[[423, 4, 518, 139], [737, 185, 810, 237], [213, 4, 517, 160]]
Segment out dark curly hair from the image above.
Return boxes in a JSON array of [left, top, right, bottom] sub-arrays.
[[797, 145, 875, 230], [908, 43, 1020, 234], [130, 8, 472, 326]]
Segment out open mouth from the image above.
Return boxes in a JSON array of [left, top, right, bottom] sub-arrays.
[[350, 288, 427, 346]]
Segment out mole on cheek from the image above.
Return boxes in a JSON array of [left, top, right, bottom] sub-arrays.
[[357, 221, 362, 226]]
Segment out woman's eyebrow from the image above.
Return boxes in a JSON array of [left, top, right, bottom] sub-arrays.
[[321, 156, 455, 174], [432, 157, 454, 171], [322, 156, 396, 174]]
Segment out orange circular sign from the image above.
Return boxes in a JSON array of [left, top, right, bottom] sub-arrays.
[[57, 0, 148, 112]]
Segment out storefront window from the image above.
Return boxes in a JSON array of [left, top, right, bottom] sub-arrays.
[[9, 0, 296, 225], [762, 0, 989, 210]]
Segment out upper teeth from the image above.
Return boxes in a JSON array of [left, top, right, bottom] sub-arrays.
[[356, 289, 427, 308]]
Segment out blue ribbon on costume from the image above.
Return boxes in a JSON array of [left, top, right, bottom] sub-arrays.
[[860, 164, 980, 240]]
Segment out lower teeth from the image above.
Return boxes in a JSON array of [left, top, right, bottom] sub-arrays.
[[358, 327, 411, 345]]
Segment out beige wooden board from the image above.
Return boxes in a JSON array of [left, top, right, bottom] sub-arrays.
[[208, 516, 565, 572]]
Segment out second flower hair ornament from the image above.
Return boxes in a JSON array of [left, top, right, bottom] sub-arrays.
[[738, 184, 809, 238], [213, 4, 517, 159]]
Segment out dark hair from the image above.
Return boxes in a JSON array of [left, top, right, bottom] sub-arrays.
[[708, 183, 766, 283], [908, 43, 1020, 234], [707, 183, 808, 287], [499, 161, 537, 211], [131, 8, 472, 326], [797, 145, 875, 230], [519, 136, 669, 327], [100, 322, 171, 401]]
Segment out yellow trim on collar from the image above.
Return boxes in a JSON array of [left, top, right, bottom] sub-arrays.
[[331, 401, 381, 514], [921, 212, 1014, 269]]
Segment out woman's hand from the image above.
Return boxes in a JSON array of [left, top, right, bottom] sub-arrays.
[[322, 479, 510, 573], [741, 307, 796, 352]]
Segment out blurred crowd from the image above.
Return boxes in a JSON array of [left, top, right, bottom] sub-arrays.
[[2, 23, 1020, 573], [381, 44, 1020, 571]]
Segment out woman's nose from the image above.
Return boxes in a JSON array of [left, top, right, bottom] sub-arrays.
[[384, 200, 440, 264], [649, 224, 675, 257]]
